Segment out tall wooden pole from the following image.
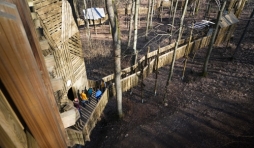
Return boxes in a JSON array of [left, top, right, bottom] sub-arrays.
[[202, 1, 226, 76]]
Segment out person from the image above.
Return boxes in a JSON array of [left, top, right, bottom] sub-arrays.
[[80, 90, 89, 107], [87, 87, 93, 102], [95, 88, 102, 102], [73, 98, 81, 115], [100, 79, 106, 92]]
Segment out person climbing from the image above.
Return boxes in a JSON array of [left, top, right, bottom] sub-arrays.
[[80, 90, 89, 107], [95, 88, 102, 102], [73, 98, 81, 115], [100, 79, 106, 93], [87, 87, 93, 102]]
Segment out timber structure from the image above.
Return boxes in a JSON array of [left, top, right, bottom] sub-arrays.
[[0, 0, 247, 147]]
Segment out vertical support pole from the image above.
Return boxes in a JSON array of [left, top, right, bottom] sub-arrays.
[[141, 62, 144, 103], [154, 47, 160, 96]]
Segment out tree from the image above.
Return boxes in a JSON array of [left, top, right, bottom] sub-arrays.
[[133, 0, 140, 65], [164, 0, 189, 105], [170, 0, 179, 42], [149, 0, 155, 28], [202, 1, 226, 76], [145, 0, 152, 40], [232, 8, 254, 58], [106, 0, 123, 118], [127, 0, 135, 49], [83, 0, 91, 47]]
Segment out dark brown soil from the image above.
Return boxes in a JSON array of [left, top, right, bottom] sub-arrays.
[[81, 2, 254, 148]]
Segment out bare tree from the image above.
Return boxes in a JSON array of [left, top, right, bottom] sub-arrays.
[[149, 0, 155, 28], [83, 0, 91, 47], [164, 0, 189, 105], [232, 8, 254, 58], [133, 0, 140, 65], [106, 0, 123, 118], [127, 0, 135, 49], [182, 21, 194, 80], [202, 1, 226, 76], [145, 0, 152, 40], [170, 0, 179, 42]]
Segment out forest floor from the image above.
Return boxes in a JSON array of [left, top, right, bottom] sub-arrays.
[[80, 3, 254, 148]]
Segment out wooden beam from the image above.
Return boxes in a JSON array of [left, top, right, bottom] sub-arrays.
[[0, 1, 67, 147], [0, 90, 27, 148]]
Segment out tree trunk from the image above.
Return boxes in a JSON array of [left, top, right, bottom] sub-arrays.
[[164, 0, 189, 104], [106, 0, 123, 118], [232, 8, 254, 58], [182, 21, 194, 79], [170, 0, 179, 42], [195, 0, 200, 15], [145, 0, 152, 40], [170, 0, 174, 17], [149, 0, 155, 28], [202, 1, 226, 76], [83, 0, 91, 47], [127, 0, 135, 49], [204, 0, 211, 19], [133, 0, 140, 65]]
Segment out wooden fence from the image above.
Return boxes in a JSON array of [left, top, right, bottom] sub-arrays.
[[100, 35, 211, 92]]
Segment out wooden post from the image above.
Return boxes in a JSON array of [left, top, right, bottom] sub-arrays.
[[145, 46, 150, 66], [0, 1, 67, 147], [154, 47, 160, 96], [140, 62, 144, 103], [146, 46, 150, 77]]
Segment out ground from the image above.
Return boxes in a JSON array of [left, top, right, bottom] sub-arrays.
[[80, 2, 254, 148]]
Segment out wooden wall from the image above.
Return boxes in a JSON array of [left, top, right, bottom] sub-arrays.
[[0, 1, 68, 147]]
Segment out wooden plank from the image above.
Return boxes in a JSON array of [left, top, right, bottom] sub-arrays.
[[0, 90, 27, 148], [0, 1, 68, 147], [60, 109, 77, 128]]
